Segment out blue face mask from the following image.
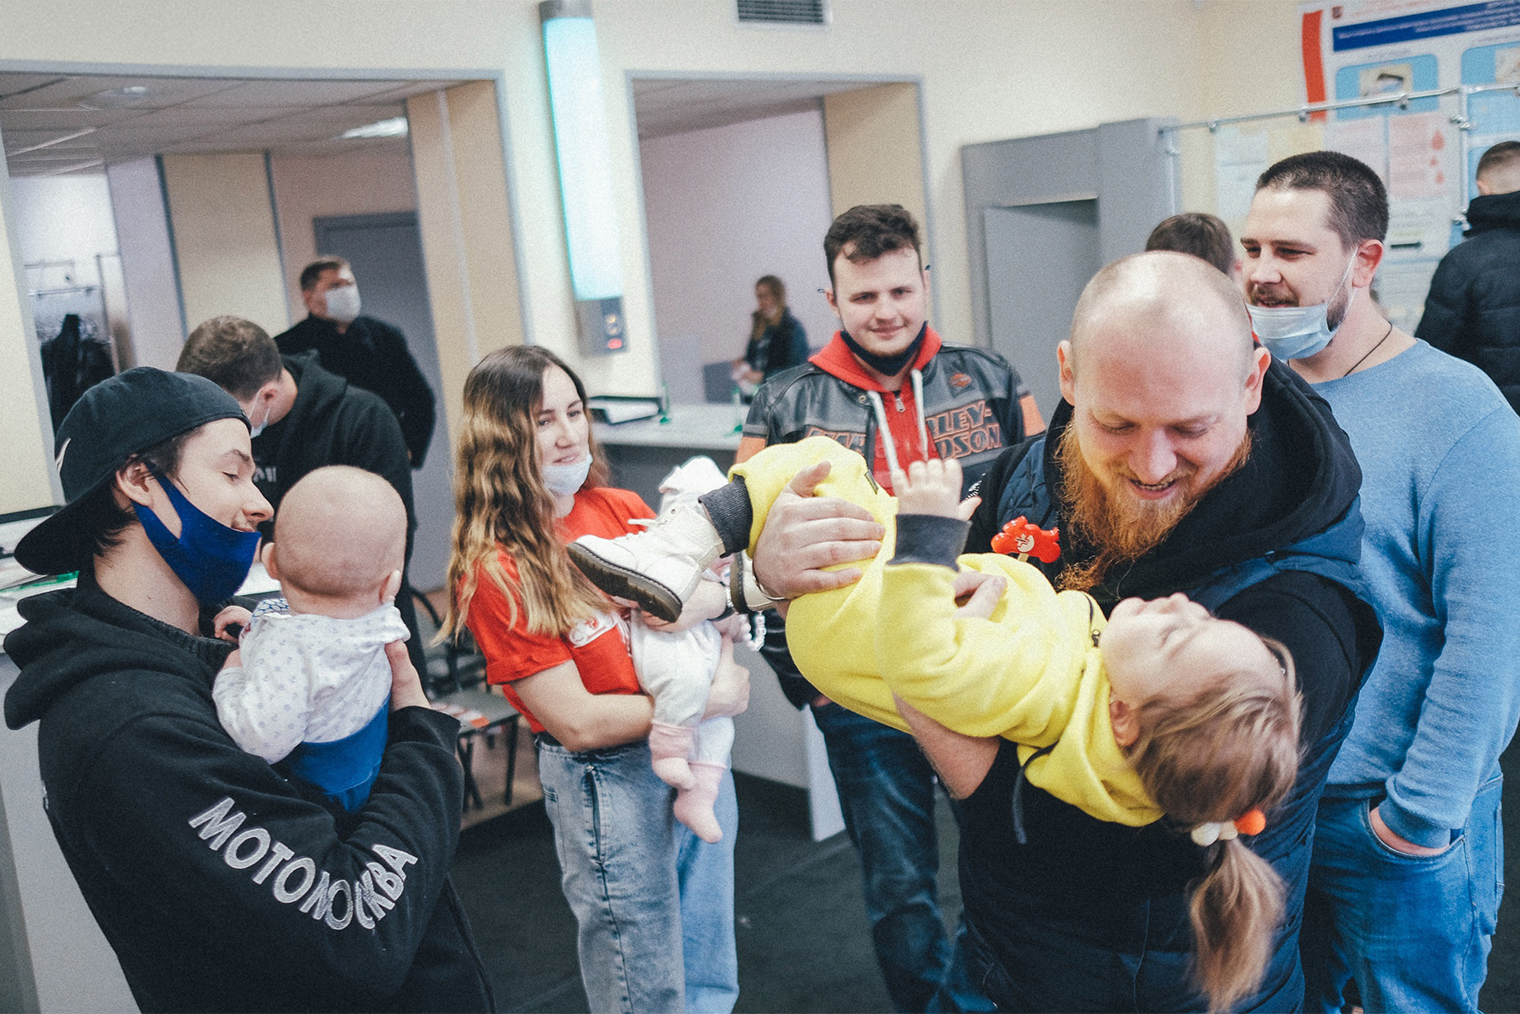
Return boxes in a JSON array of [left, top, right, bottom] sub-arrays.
[[132, 465, 261, 605]]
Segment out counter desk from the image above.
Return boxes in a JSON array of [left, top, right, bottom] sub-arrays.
[[596, 404, 845, 843], [593, 402, 746, 507]]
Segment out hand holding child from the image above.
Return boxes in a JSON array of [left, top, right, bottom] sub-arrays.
[[702, 638, 751, 719], [386, 640, 430, 711], [642, 574, 728, 633]]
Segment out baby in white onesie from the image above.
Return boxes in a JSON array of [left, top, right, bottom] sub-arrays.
[[633, 456, 746, 844], [213, 466, 409, 811]]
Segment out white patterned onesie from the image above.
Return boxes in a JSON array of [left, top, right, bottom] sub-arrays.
[[213, 598, 408, 809]]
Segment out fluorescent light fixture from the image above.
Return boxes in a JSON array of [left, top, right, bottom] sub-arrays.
[[338, 116, 410, 140], [78, 86, 152, 110], [541, 0, 627, 355]]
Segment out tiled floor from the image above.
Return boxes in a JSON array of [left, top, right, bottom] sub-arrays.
[[451, 742, 1520, 1014]]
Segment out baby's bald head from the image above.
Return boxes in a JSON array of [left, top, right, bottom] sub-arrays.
[[271, 466, 406, 604]]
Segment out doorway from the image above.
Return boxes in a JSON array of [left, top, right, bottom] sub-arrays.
[[631, 76, 929, 407], [313, 211, 452, 591], [985, 200, 1100, 417], [962, 117, 1179, 420]]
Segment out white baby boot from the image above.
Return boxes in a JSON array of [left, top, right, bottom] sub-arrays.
[[568, 503, 725, 622]]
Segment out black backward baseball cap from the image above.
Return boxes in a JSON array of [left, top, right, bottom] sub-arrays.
[[15, 368, 249, 576]]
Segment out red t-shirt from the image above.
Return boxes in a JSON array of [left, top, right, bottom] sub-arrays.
[[465, 487, 655, 733]]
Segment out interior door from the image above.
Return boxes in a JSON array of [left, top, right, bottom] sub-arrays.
[[312, 211, 451, 591], [984, 200, 1100, 420]]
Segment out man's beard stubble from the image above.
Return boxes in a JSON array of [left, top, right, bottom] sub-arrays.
[[1054, 424, 1253, 593]]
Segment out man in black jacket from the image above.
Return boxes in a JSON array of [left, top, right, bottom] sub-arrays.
[[1416, 140, 1520, 412], [752, 252, 1381, 1010], [276, 257, 437, 468], [4, 368, 492, 1012], [178, 316, 426, 677]]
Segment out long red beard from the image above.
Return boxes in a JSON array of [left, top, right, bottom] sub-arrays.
[[1055, 424, 1252, 592]]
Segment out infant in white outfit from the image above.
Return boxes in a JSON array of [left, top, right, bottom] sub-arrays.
[[213, 465, 409, 811]]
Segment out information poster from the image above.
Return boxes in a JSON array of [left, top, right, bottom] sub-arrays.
[[1213, 123, 1325, 240], [1298, 0, 1520, 329]]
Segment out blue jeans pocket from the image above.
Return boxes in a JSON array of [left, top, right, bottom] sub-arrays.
[[1356, 799, 1462, 866]]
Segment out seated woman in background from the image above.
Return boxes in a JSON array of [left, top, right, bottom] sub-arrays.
[[732, 274, 808, 396], [442, 344, 747, 1014]]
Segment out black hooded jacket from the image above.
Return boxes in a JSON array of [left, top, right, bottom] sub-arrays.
[[275, 315, 437, 468], [959, 360, 1382, 1009], [255, 352, 427, 676], [254, 352, 415, 544], [3, 581, 493, 1013], [1416, 189, 1520, 413]]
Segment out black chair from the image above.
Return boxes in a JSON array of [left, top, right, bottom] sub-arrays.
[[411, 591, 521, 812]]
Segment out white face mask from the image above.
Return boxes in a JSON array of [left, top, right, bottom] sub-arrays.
[[323, 284, 362, 324], [1247, 255, 1357, 361], [247, 401, 271, 439], [542, 453, 592, 496]]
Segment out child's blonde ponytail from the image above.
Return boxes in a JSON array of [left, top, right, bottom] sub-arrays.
[[1123, 636, 1301, 1013], [1189, 837, 1286, 1012]]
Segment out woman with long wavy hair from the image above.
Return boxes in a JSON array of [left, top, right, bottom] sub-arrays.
[[442, 345, 744, 1014]]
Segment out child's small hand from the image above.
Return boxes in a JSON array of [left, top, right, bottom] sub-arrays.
[[221, 648, 242, 672], [895, 458, 976, 519], [213, 606, 253, 643], [951, 570, 1006, 621]]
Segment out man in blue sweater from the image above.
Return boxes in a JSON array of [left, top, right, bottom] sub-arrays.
[[1243, 150, 1520, 1013]]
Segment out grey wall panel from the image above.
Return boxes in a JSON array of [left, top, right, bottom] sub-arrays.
[[961, 118, 1179, 396], [962, 127, 1098, 354], [1096, 118, 1182, 266]]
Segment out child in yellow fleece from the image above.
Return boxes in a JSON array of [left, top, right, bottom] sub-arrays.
[[572, 436, 1297, 823], [570, 436, 1303, 1013]]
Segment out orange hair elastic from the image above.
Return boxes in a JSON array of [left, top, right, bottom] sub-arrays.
[[1234, 809, 1267, 836]]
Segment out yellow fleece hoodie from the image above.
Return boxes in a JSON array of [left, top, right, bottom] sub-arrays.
[[732, 437, 1160, 827]]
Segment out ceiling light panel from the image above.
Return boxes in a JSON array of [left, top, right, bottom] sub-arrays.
[[339, 116, 409, 138]]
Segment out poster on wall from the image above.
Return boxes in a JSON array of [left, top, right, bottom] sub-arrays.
[[1299, 0, 1520, 332], [1211, 123, 1325, 245]]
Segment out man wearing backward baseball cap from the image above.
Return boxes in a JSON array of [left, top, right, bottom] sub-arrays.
[[3, 368, 493, 1013]]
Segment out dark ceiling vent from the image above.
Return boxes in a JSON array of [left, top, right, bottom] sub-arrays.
[[737, 0, 829, 26]]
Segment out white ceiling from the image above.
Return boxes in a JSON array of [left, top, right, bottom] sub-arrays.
[[1, 72, 899, 176], [631, 77, 885, 138], [0, 73, 466, 177]]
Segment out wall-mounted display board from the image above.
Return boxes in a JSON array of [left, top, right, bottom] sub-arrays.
[[1169, 1, 1520, 335]]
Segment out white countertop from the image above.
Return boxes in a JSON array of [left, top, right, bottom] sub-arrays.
[[594, 402, 747, 451]]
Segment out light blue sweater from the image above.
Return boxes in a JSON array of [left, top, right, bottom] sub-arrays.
[[1315, 340, 1520, 848]]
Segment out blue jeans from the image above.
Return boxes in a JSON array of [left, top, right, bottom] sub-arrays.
[[812, 703, 990, 1012], [537, 737, 739, 1014], [1302, 775, 1504, 1013]]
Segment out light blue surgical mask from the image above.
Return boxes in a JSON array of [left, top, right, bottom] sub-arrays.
[[542, 453, 592, 496], [1247, 255, 1357, 361], [323, 283, 361, 324], [247, 401, 271, 439]]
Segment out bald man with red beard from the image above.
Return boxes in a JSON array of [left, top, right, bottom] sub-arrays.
[[750, 251, 1383, 1012]]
